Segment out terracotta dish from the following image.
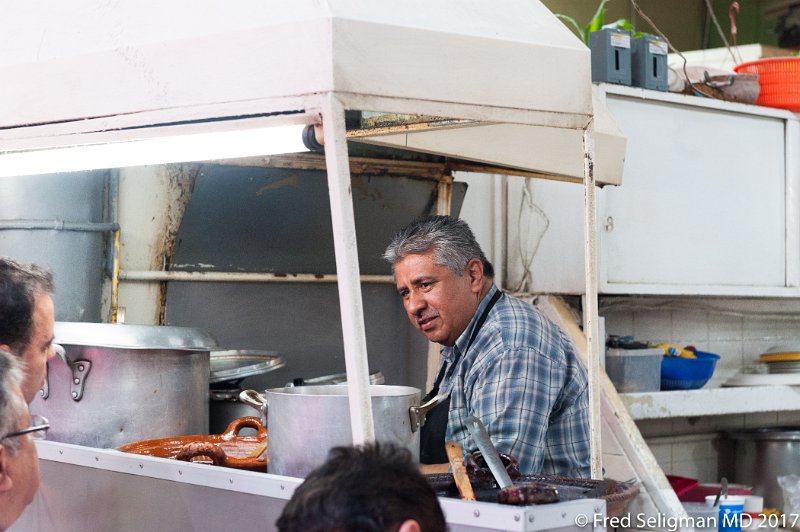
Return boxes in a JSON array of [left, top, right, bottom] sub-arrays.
[[118, 416, 267, 471]]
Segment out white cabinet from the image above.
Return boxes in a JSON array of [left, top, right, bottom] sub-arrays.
[[485, 84, 800, 297]]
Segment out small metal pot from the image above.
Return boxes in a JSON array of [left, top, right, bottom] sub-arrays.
[[240, 385, 444, 477], [209, 389, 259, 435]]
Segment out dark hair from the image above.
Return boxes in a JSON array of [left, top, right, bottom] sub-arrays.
[[383, 215, 494, 278], [0, 257, 54, 353], [276, 442, 447, 532]]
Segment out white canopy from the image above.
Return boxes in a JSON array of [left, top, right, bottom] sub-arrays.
[[0, 0, 624, 184]]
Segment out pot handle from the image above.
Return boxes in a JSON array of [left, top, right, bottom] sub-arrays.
[[409, 393, 448, 433], [52, 343, 92, 402], [238, 389, 268, 428], [221, 416, 267, 441]]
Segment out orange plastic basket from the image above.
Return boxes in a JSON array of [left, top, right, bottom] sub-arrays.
[[734, 57, 800, 111]]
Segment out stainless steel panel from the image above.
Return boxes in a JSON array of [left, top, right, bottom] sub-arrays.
[[0, 171, 108, 322], [165, 282, 429, 393], [170, 165, 467, 274]]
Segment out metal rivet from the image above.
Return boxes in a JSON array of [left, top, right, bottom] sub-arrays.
[[473, 510, 480, 518], [39, 389, 44, 396], [514, 514, 521, 522], [561, 511, 567, 519], [73, 378, 80, 385], [78, 364, 85, 372], [71, 391, 78, 398]]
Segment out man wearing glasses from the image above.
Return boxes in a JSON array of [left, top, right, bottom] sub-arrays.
[[0, 257, 59, 403], [0, 349, 48, 531]]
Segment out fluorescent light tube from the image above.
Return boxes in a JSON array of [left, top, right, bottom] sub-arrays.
[[0, 124, 309, 178]]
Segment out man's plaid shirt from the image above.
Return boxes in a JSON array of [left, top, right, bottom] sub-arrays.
[[438, 284, 591, 477]]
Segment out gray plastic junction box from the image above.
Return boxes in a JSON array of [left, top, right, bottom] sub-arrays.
[[589, 28, 632, 85], [631, 35, 669, 91]]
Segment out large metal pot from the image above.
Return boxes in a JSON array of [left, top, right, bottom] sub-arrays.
[[30, 322, 216, 449], [240, 385, 444, 477], [730, 428, 800, 510]]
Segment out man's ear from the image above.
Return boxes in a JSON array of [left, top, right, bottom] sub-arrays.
[[0, 444, 13, 493], [397, 519, 421, 532], [466, 258, 485, 292]]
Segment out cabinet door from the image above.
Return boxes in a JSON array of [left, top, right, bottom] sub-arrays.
[[601, 96, 786, 292]]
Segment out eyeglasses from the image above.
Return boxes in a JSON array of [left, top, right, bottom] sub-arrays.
[[1, 414, 50, 441]]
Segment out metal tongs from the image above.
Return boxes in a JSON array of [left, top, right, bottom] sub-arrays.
[[465, 415, 513, 489]]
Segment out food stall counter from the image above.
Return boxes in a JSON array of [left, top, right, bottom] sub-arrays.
[[12, 441, 607, 532]]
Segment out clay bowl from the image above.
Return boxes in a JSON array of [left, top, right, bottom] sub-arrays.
[[118, 416, 267, 471]]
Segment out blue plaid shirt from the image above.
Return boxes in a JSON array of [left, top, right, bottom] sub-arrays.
[[439, 285, 591, 477]]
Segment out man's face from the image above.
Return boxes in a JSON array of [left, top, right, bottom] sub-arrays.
[[394, 250, 482, 347], [0, 385, 41, 530], [17, 293, 56, 404]]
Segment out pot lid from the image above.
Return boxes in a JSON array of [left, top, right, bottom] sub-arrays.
[[210, 350, 285, 384], [54, 322, 218, 350]]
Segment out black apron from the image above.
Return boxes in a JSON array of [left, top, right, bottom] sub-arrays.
[[419, 289, 502, 464]]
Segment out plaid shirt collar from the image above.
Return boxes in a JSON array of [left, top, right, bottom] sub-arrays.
[[441, 284, 500, 364]]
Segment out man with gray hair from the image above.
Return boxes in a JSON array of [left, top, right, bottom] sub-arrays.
[[384, 215, 590, 477], [0, 257, 58, 403], [0, 349, 46, 530]]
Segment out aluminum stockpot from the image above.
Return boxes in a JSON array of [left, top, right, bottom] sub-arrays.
[[240, 384, 443, 478], [730, 428, 800, 510], [30, 322, 216, 449]]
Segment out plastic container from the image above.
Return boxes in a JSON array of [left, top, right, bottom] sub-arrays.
[[606, 348, 662, 392], [661, 350, 720, 390], [706, 495, 746, 532], [734, 57, 800, 112]]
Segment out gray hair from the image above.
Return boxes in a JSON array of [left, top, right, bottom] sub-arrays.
[[0, 257, 54, 353], [383, 215, 494, 277], [0, 349, 25, 453]]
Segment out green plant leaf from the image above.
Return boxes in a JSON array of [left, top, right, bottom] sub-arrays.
[[585, 0, 610, 42], [555, 13, 584, 41], [602, 18, 634, 31]]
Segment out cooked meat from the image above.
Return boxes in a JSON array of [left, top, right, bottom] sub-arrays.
[[465, 450, 521, 484], [497, 482, 560, 505]]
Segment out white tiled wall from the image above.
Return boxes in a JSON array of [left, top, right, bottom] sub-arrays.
[[601, 297, 800, 483]]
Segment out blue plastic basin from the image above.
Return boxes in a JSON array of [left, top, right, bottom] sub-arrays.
[[660, 350, 720, 390]]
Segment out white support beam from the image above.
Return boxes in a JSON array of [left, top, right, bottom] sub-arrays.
[[582, 125, 603, 480], [321, 93, 375, 445]]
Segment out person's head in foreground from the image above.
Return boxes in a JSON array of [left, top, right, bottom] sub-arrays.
[[276, 442, 447, 532], [0, 349, 44, 531], [0, 257, 57, 403]]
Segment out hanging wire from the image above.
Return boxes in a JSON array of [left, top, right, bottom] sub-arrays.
[[628, 0, 739, 100]]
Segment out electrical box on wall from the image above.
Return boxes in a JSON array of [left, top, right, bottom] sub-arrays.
[[589, 28, 632, 85], [631, 35, 669, 91]]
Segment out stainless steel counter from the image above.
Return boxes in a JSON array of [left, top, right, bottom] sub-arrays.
[[12, 441, 606, 532]]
